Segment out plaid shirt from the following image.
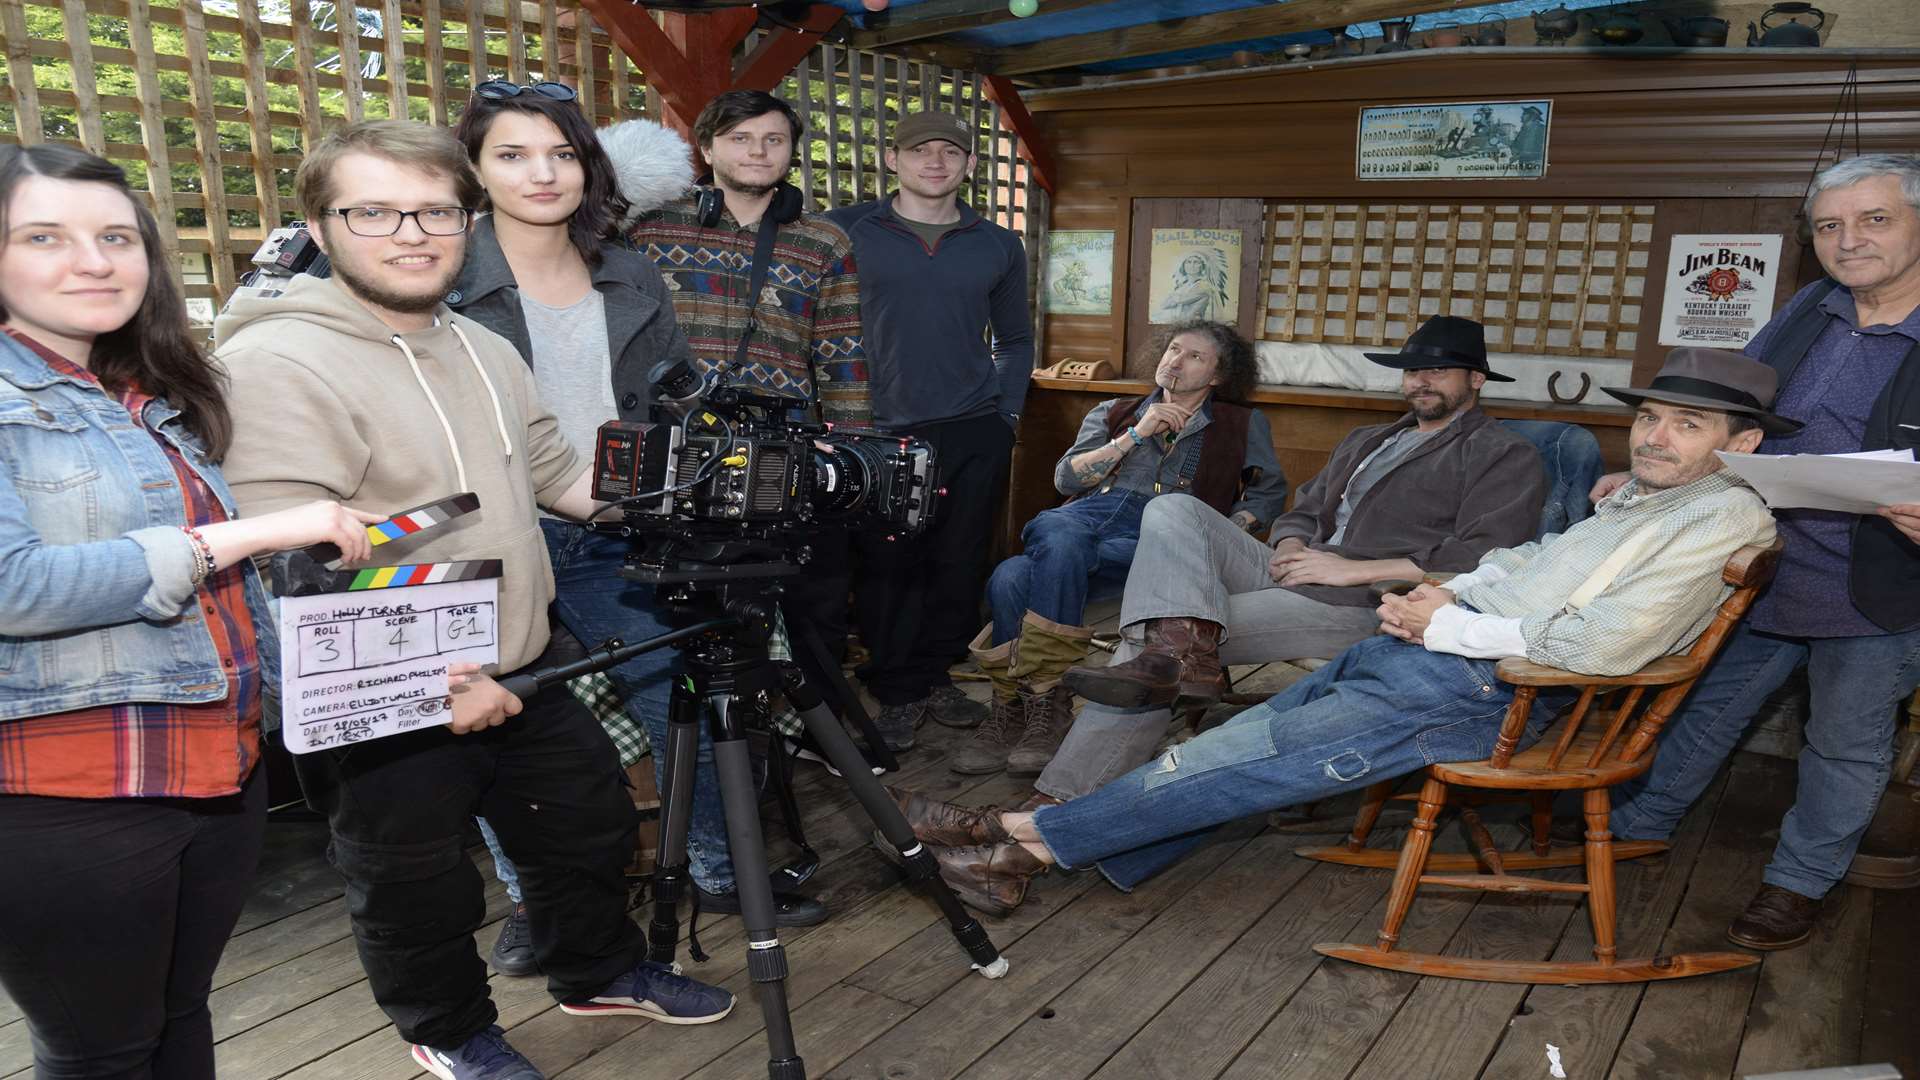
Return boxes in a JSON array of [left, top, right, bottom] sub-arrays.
[[0, 335, 261, 798], [629, 197, 871, 424], [1452, 469, 1777, 676]]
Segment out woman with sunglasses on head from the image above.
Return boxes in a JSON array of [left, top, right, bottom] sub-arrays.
[[448, 81, 827, 978], [0, 144, 378, 1078]]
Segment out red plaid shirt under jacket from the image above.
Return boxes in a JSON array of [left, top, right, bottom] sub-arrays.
[[0, 330, 261, 799]]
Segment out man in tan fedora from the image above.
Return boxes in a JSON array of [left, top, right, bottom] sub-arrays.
[[887, 348, 1786, 917]]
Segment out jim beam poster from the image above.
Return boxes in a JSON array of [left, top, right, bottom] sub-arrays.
[[1657, 234, 1784, 348], [1357, 100, 1550, 180]]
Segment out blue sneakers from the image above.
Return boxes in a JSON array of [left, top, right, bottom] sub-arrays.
[[411, 1025, 544, 1080], [558, 961, 736, 1024]]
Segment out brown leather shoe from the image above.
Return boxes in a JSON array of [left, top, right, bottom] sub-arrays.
[[933, 841, 1047, 917], [1015, 791, 1063, 812], [1726, 884, 1821, 950], [886, 786, 1010, 847], [1062, 617, 1226, 709]]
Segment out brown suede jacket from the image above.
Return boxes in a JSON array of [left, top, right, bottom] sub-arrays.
[[1268, 406, 1546, 607]]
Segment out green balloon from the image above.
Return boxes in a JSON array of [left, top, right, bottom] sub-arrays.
[[1009, 0, 1038, 16]]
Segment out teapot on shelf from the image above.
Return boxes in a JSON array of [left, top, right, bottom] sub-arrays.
[[1532, 5, 1579, 44], [1747, 2, 1825, 46], [1665, 15, 1730, 46], [1591, 8, 1645, 45], [1477, 16, 1508, 45]]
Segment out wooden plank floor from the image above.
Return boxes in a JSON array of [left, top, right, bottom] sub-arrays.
[[2, 665, 1914, 1080]]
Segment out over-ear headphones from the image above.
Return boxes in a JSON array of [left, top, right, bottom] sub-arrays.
[[695, 179, 804, 228]]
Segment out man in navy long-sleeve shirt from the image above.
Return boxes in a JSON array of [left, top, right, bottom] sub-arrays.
[[827, 110, 1035, 749]]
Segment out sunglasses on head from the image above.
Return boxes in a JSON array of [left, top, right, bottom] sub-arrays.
[[474, 80, 577, 103]]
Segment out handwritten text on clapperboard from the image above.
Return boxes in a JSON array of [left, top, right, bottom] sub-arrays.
[[278, 577, 500, 753]]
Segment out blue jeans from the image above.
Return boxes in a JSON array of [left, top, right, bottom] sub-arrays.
[[1031, 636, 1569, 890], [482, 521, 737, 895], [987, 491, 1149, 644], [1609, 622, 1920, 898]]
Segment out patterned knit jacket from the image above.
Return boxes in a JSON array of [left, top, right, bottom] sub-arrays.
[[627, 196, 871, 424]]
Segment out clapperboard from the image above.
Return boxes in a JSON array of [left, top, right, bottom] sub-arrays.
[[273, 494, 503, 753]]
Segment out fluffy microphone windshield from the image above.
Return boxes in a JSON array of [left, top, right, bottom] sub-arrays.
[[598, 120, 697, 227]]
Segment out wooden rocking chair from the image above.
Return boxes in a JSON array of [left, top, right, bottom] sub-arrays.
[[1311, 538, 1782, 984]]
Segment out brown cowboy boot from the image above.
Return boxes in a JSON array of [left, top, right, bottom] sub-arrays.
[[931, 841, 1048, 917], [1062, 617, 1227, 709], [886, 786, 1011, 848]]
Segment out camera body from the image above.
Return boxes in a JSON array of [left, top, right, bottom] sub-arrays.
[[591, 372, 939, 577]]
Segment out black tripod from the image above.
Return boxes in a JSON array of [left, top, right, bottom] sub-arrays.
[[499, 571, 1007, 1080]]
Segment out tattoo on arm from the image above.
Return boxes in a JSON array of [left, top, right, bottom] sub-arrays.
[[1072, 455, 1115, 487]]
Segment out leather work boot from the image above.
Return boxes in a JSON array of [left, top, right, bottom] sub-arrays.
[[1062, 617, 1227, 709], [886, 785, 1011, 847], [1726, 884, 1822, 950], [1006, 687, 1074, 779], [931, 841, 1048, 917], [1015, 791, 1063, 812], [950, 695, 1022, 774]]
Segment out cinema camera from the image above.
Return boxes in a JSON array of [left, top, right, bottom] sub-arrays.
[[589, 357, 941, 578]]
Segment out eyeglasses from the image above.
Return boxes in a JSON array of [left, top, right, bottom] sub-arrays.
[[329, 206, 473, 237], [474, 80, 577, 103]]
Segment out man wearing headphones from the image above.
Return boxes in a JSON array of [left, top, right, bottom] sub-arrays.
[[627, 90, 870, 427], [621, 90, 870, 928]]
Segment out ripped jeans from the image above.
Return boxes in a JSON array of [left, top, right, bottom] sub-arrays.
[[1030, 634, 1572, 891]]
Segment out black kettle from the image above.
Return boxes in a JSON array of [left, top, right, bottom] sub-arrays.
[[1665, 15, 1729, 46], [1747, 2, 1824, 46]]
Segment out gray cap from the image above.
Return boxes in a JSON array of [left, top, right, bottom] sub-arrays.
[[893, 110, 972, 153]]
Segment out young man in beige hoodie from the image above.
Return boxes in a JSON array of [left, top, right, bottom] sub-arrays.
[[215, 120, 731, 1080]]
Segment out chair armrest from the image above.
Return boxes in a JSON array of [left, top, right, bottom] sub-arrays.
[[1494, 654, 1706, 688]]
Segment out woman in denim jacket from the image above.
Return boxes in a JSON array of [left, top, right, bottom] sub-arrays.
[[0, 145, 377, 1079]]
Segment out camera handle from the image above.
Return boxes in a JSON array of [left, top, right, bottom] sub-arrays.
[[491, 617, 734, 701]]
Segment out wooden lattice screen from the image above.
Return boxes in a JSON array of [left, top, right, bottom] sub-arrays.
[[777, 39, 1032, 234], [1260, 202, 1656, 359], [0, 3, 1037, 313], [0, 0, 659, 310]]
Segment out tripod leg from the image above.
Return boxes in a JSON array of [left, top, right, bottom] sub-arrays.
[[712, 727, 806, 1080], [648, 684, 702, 967], [787, 695, 1009, 980], [785, 606, 900, 774], [764, 731, 821, 889]]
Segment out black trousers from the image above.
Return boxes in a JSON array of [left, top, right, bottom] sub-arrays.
[[0, 766, 266, 1080], [856, 413, 1016, 706], [291, 660, 645, 1049]]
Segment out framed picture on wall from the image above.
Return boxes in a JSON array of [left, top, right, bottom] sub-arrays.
[[1357, 100, 1551, 180], [1147, 228, 1242, 325], [1657, 234, 1785, 348], [1043, 230, 1115, 315]]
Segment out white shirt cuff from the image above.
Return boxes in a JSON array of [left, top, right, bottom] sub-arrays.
[[1424, 603, 1528, 659], [1440, 561, 1512, 596]]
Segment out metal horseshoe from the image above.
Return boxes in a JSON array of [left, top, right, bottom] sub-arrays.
[[1548, 370, 1591, 404]]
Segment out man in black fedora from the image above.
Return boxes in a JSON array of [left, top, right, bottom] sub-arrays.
[[1059, 313, 1546, 712], [885, 347, 1785, 917], [892, 315, 1547, 818]]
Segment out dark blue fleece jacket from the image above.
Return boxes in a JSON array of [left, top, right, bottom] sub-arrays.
[[827, 196, 1033, 431]]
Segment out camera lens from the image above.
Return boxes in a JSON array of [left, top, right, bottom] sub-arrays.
[[808, 438, 882, 519]]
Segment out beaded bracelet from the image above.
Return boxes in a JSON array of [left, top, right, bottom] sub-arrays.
[[180, 525, 214, 585], [1124, 425, 1146, 449]]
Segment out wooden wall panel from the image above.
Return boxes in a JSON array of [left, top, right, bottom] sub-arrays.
[[1025, 51, 1920, 373], [1124, 197, 1264, 375]]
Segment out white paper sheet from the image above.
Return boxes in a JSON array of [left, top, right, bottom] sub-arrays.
[[278, 578, 499, 753], [1715, 449, 1920, 514]]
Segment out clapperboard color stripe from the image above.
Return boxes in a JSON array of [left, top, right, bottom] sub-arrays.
[[343, 560, 504, 591], [365, 492, 482, 548]]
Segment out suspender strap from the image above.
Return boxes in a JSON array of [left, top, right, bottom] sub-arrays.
[[1565, 521, 1663, 611]]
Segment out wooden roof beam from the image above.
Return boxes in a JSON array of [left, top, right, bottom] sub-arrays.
[[986, 0, 1492, 76], [850, 0, 1119, 50], [981, 74, 1056, 195]]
